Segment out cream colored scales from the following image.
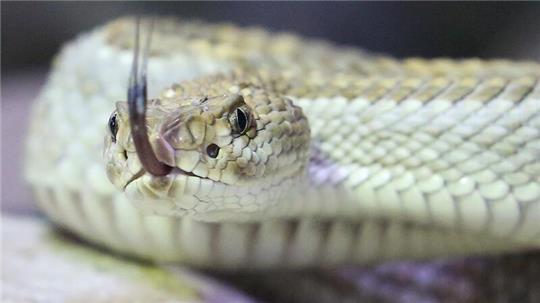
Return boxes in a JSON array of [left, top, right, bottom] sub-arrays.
[[25, 18, 540, 267]]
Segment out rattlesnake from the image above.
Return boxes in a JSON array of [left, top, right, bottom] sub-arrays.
[[26, 17, 540, 274]]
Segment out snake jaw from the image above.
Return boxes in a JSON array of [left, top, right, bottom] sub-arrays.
[[105, 150, 142, 191], [104, 113, 213, 192], [123, 169, 145, 191], [104, 103, 171, 190]]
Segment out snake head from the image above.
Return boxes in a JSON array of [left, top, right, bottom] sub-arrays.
[[104, 75, 311, 220]]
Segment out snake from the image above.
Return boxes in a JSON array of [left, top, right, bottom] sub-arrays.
[[25, 16, 540, 278]]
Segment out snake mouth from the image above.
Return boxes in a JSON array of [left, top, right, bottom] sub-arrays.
[[123, 169, 145, 190], [122, 166, 212, 191]]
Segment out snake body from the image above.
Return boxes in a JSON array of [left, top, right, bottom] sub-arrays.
[[25, 18, 540, 269]]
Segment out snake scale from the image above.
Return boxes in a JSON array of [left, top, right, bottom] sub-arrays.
[[24, 17, 540, 300]]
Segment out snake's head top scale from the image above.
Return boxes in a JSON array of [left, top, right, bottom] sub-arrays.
[[104, 19, 310, 220]]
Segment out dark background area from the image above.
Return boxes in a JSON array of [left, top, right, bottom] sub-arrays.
[[2, 2, 540, 214], [3, 2, 540, 72]]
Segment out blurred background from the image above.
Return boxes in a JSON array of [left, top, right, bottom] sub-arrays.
[[3, 2, 540, 214]]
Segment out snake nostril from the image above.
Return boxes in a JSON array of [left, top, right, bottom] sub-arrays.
[[206, 144, 220, 158], [123, 150, 128, 160]]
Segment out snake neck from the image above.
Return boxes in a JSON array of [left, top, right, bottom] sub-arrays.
[[236, 146, 357, 221]]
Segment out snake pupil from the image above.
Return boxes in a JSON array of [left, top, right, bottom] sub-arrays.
[[235, 107, 249, 134], [108, 112, 118, 142], [207, 144, 220, 158]]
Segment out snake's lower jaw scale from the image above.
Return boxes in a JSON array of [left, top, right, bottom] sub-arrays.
[[125, 172, 208, 217], [125, 181, 177, 216]]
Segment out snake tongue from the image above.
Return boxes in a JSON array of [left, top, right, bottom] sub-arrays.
[[122, 169, 145, 190]]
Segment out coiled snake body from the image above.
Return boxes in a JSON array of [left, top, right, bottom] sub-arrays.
[[26, 18, 540, 273]]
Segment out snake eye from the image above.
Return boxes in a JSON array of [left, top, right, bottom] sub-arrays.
[[229, 106, 251, 135], [108, 111, 119, 143], [207, 144, 220, 158]]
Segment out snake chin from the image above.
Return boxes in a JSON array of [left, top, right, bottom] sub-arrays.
[[122, 163, 308, 221], [122, 168, 231, 218]]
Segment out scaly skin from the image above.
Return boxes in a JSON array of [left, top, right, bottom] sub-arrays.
[[26, 17, 540, 275]]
